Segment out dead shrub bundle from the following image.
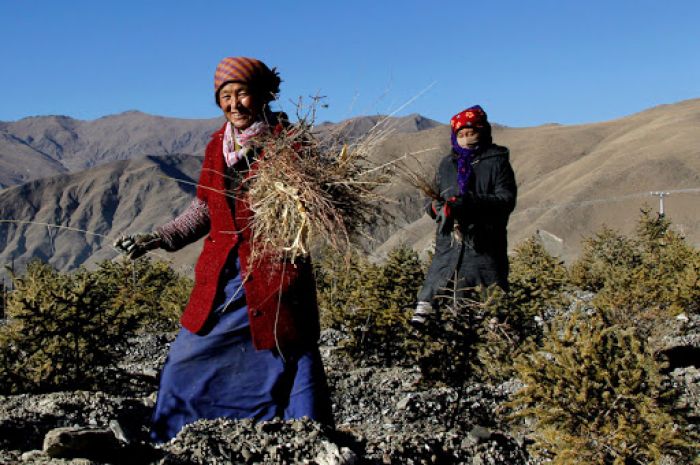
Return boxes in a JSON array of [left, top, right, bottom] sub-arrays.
[[244, 115, 392, 262], [394, 152, 442, 201]]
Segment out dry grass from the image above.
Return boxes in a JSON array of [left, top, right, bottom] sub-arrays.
[[394, 151, 442, 201], [243, 109, 394, 262]]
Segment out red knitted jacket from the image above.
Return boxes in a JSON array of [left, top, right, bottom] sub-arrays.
[[166, 123, 320, 351]]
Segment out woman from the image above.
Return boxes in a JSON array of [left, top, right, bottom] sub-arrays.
[[115, 56, 333, 442], [411, 105, 517, 326]]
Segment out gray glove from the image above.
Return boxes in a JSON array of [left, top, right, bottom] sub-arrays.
[[435, 204, 446, 225], [434, 202, 452, 235], [113, 232, 162, 260]]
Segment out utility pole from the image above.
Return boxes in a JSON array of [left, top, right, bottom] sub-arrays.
[[650, 191, 670, 217]]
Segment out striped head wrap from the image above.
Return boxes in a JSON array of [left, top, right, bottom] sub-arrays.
[[214, 56, 281, 103]]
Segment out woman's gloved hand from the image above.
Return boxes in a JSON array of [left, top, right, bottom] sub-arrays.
[[113, 232, 162, 259], [444, 196, 464, 215], [434, 196, 466, 235]]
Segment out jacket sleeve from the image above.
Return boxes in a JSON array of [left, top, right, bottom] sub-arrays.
[[156, 143, 216, 251], [156, 198, 211, 251], [424, 163, 443, 219], [464, 158, 517, 216], [426, 199, 437, 219]]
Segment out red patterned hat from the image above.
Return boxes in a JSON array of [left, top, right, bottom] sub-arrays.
[[450, 105, 488, 134]]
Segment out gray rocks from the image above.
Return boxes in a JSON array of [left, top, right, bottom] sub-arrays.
[[0, 324, 533, 464], [43, 426, 121, 459], [535, 229, 564, 258], [314, 441, 357, 465], [0, 391, 153, 451], [160, 417, 340, 464], [662, 312, 700, 437], [3, 320, 698, 464], [323, 353, 528, 465], [468, 426, 493, 443], [671, 366, 700, 423], [661, 313, 700, 372]]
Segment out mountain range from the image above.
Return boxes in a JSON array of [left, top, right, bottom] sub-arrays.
[[0, 111, 219, 188], [1, 101, 699, 278]]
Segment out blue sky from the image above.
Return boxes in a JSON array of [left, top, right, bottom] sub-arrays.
[[1, 0, 699, 127]]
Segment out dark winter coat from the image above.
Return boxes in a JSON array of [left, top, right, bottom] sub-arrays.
[[417, 144, 517, 303], [180, 123, 320, 351]]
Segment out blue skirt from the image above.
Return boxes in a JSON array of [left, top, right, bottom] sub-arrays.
[[150, 256, 333, 442]]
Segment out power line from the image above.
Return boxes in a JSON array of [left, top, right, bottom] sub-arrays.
[[512, 187, 700, 218]]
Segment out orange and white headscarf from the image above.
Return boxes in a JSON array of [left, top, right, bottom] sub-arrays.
[[214, 56, 280, 102]]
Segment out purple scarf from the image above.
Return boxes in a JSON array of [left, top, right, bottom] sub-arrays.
[[451, 131, 476, 195]]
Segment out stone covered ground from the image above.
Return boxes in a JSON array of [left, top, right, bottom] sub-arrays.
[[1, 319, 698, 465]]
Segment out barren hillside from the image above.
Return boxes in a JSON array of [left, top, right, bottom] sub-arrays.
[[0, 112, 220, 187], [0, 154, 203, 277], [0, 113, 441, 276], [372, 98, 700, 262], [1, 100, 699, 277], [0, 112, 441, 188]]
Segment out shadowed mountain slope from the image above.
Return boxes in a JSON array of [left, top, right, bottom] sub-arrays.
[[1, 100, 699, 276], [0, 154, 203, 276], [0, 112, 442, 189], [0, 113, 441, 275], [0, 112, 220, 187]]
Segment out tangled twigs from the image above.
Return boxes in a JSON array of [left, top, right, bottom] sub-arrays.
[[273, 182, 309, 256], [244, 104, 394, 263], [394, 149, 443, 201]]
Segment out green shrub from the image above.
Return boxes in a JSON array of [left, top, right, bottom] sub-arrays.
[[0, 328, 24, 393], [94, 258, 191, 331], [511, 310, 695, 465], [410, 286, 482, 387], [315, 247, 368, 331], [570, 210, 700, 343], [316, 237, 573, 383], [508, 236, 571, 322], [469, 237, 571, 384], [2, 261, 140, 392], [315, 245, 425, 365], [570, 226, 641, 292], [0, 257, 192, 394]]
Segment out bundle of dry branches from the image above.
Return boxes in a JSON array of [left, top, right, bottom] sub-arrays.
[[243, 112, 393, 262], [394, 152, 442, 202]]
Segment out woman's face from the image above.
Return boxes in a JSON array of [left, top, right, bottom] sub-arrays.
[[218, 82, 262, 130], [456, 127, 480, 149]]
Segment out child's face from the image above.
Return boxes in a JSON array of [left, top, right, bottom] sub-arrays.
[[456, 127, 480, 148]]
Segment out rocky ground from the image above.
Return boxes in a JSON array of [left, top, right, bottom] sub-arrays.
[[1, 317, 698, 465]]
